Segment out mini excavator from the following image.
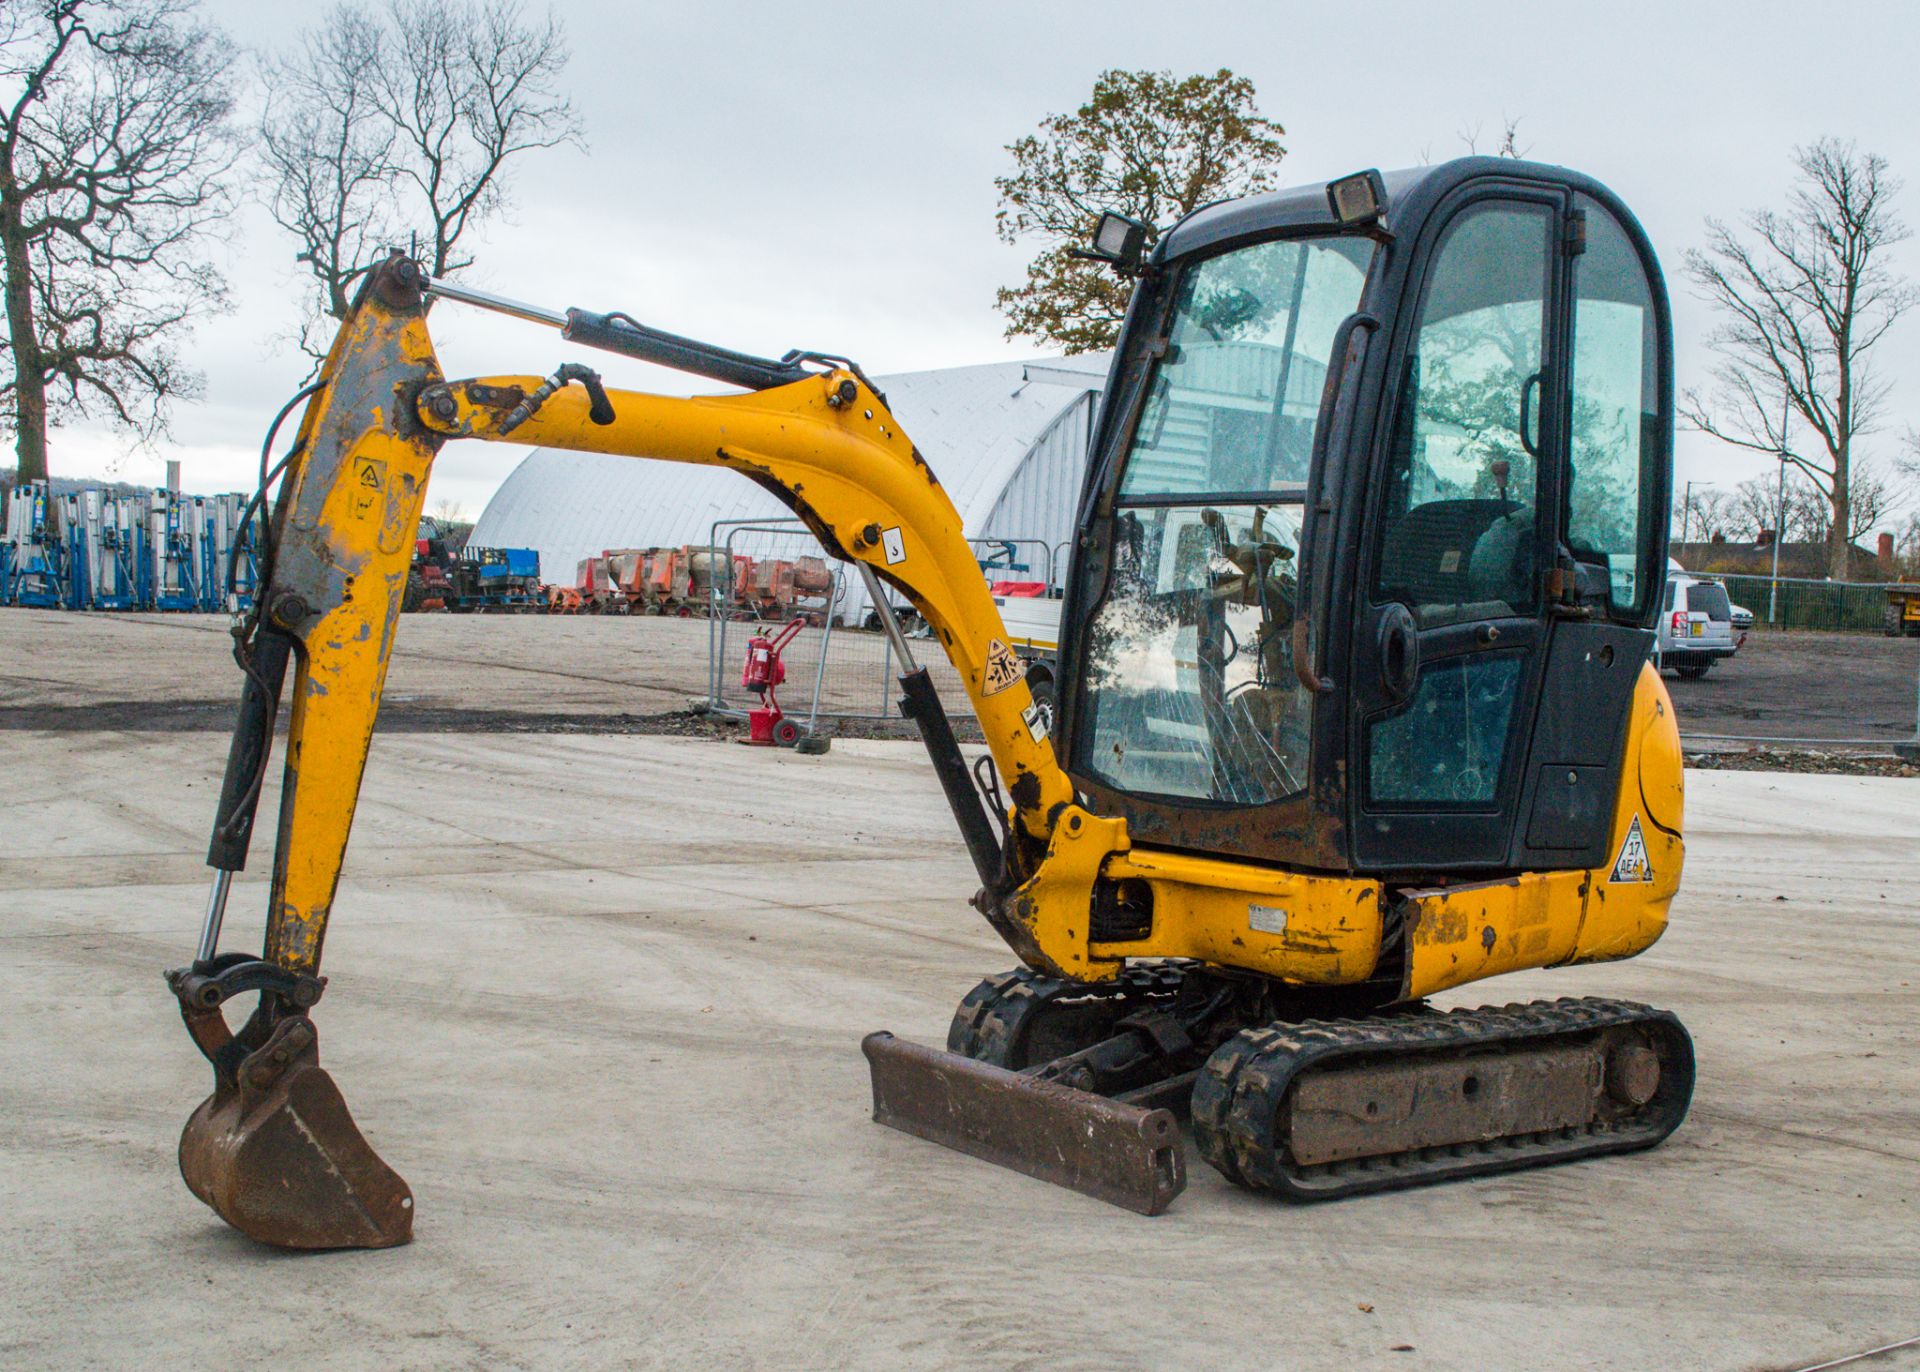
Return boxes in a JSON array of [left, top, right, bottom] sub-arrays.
[[167, 157, 1693, 1247]]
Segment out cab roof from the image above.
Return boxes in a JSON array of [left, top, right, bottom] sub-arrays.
[[1156, 156, 1608, 263]]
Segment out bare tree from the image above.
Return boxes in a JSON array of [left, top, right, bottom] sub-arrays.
[[1421, 115, 1529, 167], [1897, 511, 1920, 578], [0, 0, 237, 483], [1682, 139, 1917, 580], [260, 0, 582, 354], [1718, 460, 1900, 552], [258, 7, 395, 347], [1460, 115, 1529, 159], [1673, 485, 1738, 543]]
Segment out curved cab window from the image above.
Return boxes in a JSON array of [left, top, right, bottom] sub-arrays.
[[1083, 503, 1308, 803], [1120, 237, 1374, 497], [1083, 231, 1377, 807], [1567, 196, 1661, 620], [1375, 203, 1551, 629]]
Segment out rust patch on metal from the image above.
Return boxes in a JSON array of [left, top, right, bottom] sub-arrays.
[[464, 381, 526, 410], [1008, 770, 1042, 812], [908, 445, 941, 486], [1413, 905, 1468, 947]]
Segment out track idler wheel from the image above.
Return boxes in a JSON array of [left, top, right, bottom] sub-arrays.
[[947, 963, 1188, 1070], [177, 1011, 413, 1249]]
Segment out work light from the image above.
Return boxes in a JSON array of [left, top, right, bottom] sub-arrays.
[[1326, 170, 1388, 226], [1073, 211, 1150, 275]]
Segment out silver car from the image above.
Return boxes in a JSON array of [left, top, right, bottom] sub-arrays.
[[1656, 573, 1739, 678]]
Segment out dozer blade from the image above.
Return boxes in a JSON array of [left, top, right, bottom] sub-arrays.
[[862, 1031, 1185, 1216], [179, 1015, 413, 1249]]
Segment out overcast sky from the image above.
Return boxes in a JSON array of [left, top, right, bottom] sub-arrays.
[[46, 0, 1920, 533]]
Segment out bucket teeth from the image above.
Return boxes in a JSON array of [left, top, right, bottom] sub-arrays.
[[178, 1016, 412, 1250], [862, 1031, 1186, 1216]]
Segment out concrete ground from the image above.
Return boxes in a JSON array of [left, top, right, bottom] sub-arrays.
[[3, 710, 1918, 1370]]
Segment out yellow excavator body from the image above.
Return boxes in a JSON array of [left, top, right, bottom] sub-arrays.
[[167, 156, 1696, 1244]]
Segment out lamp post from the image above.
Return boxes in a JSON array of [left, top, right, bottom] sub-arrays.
[[1680, 479, 1712, 557], [1768, 395, 1790, 626]]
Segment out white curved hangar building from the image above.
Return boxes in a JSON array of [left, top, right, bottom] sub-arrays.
[[468, 355, 1113, 607]]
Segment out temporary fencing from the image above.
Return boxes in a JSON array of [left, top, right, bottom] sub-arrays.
[[704, 520, 980, 727]]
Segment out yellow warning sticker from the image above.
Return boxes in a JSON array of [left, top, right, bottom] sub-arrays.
[[350, 457, 387, 521], [981, 637, 1024, 696]]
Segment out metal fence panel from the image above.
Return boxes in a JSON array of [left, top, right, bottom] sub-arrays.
[[1714, 573, 1907, 634], [705, 523, 976, 725]]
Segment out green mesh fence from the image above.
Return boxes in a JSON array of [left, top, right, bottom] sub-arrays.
[[1713, 573, 1913, 634]]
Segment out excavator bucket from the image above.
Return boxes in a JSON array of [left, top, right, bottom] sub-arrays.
[[178, 1015, 413, 1249], [861, 1032, 1186, 1216]]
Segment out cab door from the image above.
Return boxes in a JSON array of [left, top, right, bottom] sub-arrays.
[[1348, 188, 1571, 870]]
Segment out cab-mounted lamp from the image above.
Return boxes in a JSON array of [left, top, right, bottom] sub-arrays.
[[1326, 169, 1388, 227], [1071, 211, 1151, 276]]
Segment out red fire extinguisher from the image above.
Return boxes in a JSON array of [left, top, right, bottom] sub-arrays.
[[741, 618, 807, 746]]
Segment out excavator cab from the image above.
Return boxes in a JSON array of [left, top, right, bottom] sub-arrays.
[[1060, 159, 1672, 880], [167, 158, 1692, 1246]]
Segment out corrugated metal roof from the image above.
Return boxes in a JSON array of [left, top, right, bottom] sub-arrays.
[[469, 355, 1108, 584]]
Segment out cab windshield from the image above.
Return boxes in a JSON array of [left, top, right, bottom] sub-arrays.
[[1082, 234, 1375, 804]]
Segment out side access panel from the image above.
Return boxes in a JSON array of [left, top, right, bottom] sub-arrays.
[[1508, 622, 1650, 870]]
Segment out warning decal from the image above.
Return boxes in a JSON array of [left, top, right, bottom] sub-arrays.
[[1609, 814, 1654, 884], [1021, 699, 1049, 743], [350, 457, 387, 521], [981, 637, 1024, 696]]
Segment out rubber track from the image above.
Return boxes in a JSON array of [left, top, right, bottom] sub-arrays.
[[1191, 996, 1695, 1199], [947, 964, 1188, 1068]]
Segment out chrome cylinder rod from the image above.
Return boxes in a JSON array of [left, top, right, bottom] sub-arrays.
[[857, 562, 918, 672], [196, 868, 233, 965], [422, 277, 568, 329]]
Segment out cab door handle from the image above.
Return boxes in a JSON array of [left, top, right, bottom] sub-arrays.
[[1519, 370, 1543, 458]]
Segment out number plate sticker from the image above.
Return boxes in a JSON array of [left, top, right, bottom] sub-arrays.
[[1249, 903, 1289, 935]]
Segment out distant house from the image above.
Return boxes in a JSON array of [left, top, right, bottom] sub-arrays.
[[1672, 533, 1893, 582]]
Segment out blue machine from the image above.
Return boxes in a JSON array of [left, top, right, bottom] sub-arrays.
[[448, 545, 544, 611], [2, 481, 261, 611], [3, 486, 77, 608]]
